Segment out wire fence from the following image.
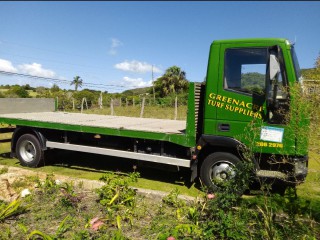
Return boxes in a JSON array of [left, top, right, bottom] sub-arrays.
[[302, 79, 320, 95], [57, 95, 187, 120]]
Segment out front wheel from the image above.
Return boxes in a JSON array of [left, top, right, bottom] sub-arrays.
[[16, 134, 44, 167], [200, 152, 240, 191]]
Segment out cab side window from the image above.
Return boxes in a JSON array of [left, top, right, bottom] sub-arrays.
[[224, 48, 268, 95]]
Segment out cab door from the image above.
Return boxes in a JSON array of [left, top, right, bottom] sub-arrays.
[[214, 44, 269, 141]]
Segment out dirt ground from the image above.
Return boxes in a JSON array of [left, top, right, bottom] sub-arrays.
[[0, 164, 194, 203], [0, 165, 199, 240]]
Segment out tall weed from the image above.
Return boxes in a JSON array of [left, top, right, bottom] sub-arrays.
[[0, 199, 26, 222]]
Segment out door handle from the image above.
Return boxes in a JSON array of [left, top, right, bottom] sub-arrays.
[[218, 123, 230, 132]]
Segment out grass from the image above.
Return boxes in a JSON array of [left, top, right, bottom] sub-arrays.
[[295, 124, 320, 220], [0, 106, 195, 197], [0, 89, 37, 97], [0, 149, 201, 197], [1, 104, 320, 238], [1, 103, 320, 199], [68, 105, 188, 120], [0, 170, 318, 239], [27, 90, 38, 97]]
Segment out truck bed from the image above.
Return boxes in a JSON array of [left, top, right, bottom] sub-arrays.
[[0, 95, 197, 147], [0, 112, 186, 134]]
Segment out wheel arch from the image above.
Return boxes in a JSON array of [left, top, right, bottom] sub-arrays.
[[198, 135, 243, 161], [191, 135, 245, 181], [11, 127, 46, 157]]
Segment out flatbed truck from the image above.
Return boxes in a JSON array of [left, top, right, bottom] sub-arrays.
[[0, 38, 309, 191]]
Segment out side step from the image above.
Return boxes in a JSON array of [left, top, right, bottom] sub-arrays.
[[46, 141, 191, 168], [256, 170, 287, 180]]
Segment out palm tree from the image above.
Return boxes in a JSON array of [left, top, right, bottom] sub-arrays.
[[71, 76, 83, 91], [154, 66, 189, 97]]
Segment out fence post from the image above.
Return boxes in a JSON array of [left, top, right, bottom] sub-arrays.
[[111, 98, 114, 116], [72, 98, 75, 110], [133, 98, 135, 107], [126, 98, 128, 107], [140, 97, 145, 118], [81, 98, 84, 113], [56, 97, 59, 110], [174, 96, 178, 120], [99, 92, 103, 109], [84, 98, 88, 110]]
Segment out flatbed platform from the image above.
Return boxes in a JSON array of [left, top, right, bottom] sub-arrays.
[[0, 112, 186, 134]]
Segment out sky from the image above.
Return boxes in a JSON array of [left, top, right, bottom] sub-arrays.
[[0, 1, 319, 93]]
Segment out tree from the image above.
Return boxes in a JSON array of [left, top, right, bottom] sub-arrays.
[[153, 66, 189, 97], [35, 86, 47, 95], [23, 84, 33, 90], [73, 90, 96, 102], [6, 86, 30, 98], [241, 72, 265, 94], [71, 76, 83, 91], [302, 52, 320, 80], [315, 54, 320, 69], [51, 84, 60, 93]]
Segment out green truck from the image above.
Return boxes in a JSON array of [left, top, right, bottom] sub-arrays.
[[0, 38, 308, 191]]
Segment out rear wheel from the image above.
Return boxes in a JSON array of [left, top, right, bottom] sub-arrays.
[[200, 152, 240, 191], [16, 134, 44, 167]]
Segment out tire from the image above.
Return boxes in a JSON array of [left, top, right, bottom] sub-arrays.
[[200, 152, 240, 191], [16, 134, 44, 167]]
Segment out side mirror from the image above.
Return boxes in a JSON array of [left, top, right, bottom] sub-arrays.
[[269, 54, 280, 81], [268, 54, 281, 110]]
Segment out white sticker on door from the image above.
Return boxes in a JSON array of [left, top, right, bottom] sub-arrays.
[[260, 126, 284, 143]]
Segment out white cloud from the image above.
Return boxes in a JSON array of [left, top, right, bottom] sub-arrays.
[[0, 59, 17, 72], [18, 63, 56, 78], [114, 60, 161, 74], [122, 76, 152, 88], [108, 38, 123, 55]]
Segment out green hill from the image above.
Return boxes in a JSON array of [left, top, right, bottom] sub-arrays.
[[121, 86, 152, 96]]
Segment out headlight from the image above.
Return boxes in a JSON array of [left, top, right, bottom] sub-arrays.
[[294, 160, 307, 175]]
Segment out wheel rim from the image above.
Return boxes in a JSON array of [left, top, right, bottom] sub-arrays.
[[209, 161, 236, 183], [19, 140, 36, 163]]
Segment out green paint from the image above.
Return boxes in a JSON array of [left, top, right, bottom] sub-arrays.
[[203, 38, 308, 157], [0, 38, 309, 160]]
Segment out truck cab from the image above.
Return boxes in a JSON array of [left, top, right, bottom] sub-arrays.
[[195, 38, 308, 190]]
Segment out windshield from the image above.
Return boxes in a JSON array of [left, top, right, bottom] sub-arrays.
[[291, 46, 302, 82]]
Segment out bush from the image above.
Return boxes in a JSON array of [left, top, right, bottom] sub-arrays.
[[5, 85, 30, 98]]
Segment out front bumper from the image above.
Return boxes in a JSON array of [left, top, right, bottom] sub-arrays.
[[256, 155, 308, 185], [289, 156, 308, 182]]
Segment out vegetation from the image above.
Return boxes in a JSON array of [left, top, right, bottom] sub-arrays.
[[153, 66, 189, 98], [0, 58, 320, 239], [1, 85, 30, 98], [241, 72, 265, 94], [301, 54, 320, 80], [122, 87, 151, 96], [0, 199, 26, 223], [0, 84, 319, 238], [0, 170, 318, 239], [50, 84, 60, 93], [75, 103, 188, 120], [70, 75, 83, 91], [0, 65, 189, 111]]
